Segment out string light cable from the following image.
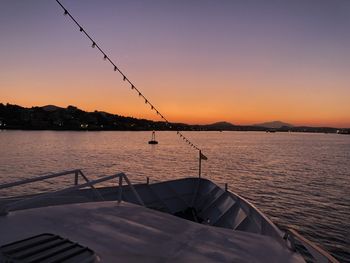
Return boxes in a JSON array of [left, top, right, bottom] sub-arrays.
[[55, 0, 206, 158]]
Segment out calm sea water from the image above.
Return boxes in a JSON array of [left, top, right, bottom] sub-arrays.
[[0, 130, 349, 262]]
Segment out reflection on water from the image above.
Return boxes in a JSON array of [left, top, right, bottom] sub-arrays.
[[0, 130, 349, 262]]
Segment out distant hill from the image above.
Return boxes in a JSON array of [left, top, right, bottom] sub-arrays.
[[254, 121, 293, 129], [205, 121, 235, 129], [0, 103, 179, 131], [42, 105, 63, 112]]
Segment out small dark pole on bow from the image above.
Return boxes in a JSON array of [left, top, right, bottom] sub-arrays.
[[199, 150, 202, 178], [192, 149, 207, 208], [198, 150, 207, 178]]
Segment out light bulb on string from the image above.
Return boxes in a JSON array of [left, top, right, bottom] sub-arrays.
[[55, 0, 204, 155]]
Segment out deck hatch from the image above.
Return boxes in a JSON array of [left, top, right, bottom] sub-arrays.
[[0, 233, 99, 263]]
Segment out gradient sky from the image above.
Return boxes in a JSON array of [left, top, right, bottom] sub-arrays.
[[1, 0, 349, 127]]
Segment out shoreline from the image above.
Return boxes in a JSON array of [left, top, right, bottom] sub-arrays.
[[0, 128, 349, 135]]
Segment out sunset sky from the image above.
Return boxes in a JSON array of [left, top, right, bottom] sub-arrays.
[[0, 0, 349, 127]]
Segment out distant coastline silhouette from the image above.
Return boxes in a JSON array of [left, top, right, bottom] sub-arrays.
[[0, 103, 349, 133]]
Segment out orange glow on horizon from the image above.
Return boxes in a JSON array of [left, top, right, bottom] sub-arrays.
[[1, 1, 349, 128], [3, 97, 349, 128]]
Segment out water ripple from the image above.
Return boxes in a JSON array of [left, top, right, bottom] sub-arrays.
[[0, 131, 349, 262]]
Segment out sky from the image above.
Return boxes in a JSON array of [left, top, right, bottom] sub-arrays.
[[0, 0, 349, 127]]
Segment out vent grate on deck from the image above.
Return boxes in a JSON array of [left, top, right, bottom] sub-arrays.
[[0, 233, 99, 263]]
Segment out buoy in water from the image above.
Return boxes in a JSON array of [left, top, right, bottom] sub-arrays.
[[148, 131, 158, 144]]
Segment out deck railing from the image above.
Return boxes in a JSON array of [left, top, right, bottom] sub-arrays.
[[0, 169, 144, 216], [284, 228, 339, 263]]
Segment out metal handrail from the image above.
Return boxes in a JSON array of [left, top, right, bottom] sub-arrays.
[[0, 169, 81, 190], [0, 170, 145, 216], [0, 169, 104, 201], [121, 173, 145, 206], [284, 228, 339, 263]]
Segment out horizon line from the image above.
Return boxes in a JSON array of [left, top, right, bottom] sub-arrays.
[[2, 102, 349, 129]]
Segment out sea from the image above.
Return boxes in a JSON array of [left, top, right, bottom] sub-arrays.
[[0, 130, 349, 262]]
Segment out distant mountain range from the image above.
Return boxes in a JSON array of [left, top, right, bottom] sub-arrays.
[[254, 121, 293, 129], [207, 121, 294, 129], [0, 103, 349, 134]]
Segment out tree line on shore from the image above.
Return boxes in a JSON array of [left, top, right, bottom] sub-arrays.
[[0, 103, 348, 134]]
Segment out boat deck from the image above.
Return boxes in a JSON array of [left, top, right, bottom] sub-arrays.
[[0, 201, 304, 263]]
